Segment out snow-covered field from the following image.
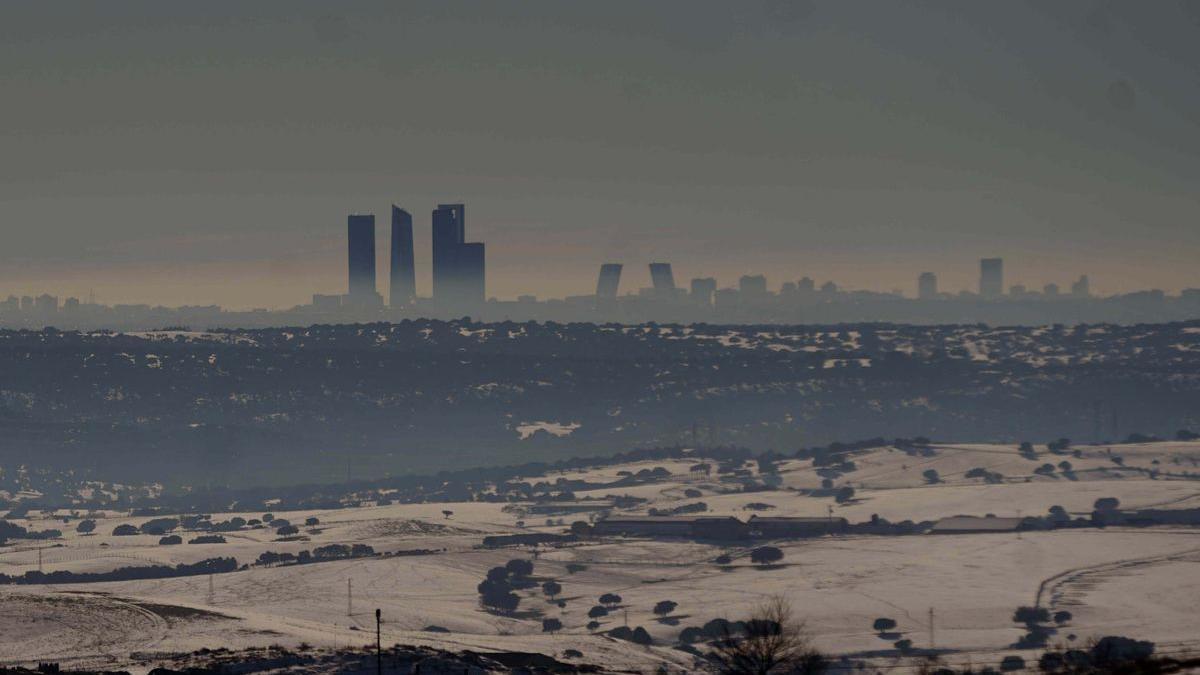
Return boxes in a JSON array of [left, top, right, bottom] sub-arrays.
[[3, 442, 1200, 673]]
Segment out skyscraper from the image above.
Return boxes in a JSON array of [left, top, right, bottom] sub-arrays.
[[347, 214, 377, 301], [918, 272, 938, 300], [596, 264, 623, 299], [1071, 274, 1090, 298], [432, 203, 464, 303], [739, 274, 768, 297], [649, 263, 676, 292], [690, 277, 716, 306], [979, 258, 1004, 298], [389, 206, 416, 307], [431, 203, 485, 307], [458, 241, 486, 304]]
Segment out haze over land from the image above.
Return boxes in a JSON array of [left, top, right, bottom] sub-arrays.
[[4, 1, 1200, 307], [6, 3, 1200, 674]]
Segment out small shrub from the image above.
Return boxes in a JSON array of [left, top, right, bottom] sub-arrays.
[[750, 546, 784, 566]]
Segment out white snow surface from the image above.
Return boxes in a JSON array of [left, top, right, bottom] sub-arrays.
[[2, 442, 1200, 672]]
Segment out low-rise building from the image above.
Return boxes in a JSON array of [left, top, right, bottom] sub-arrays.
[[747, 515, 848, 538], [930, 515, 1024, 534], [592, 516, 746, 540]]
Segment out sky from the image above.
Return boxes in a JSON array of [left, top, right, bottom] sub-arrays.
[[2, 1, 1200, 308]]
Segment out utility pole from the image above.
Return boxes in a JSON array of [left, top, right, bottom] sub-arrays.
[[347, 579, 353, 617], [928, 607, 935, 651], [38, 547, 43, 573], [208, 574, 215, 604], [375, 609, 382, 675]]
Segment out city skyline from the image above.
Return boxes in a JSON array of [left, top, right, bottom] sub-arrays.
[[0, 208, 1176, 311], [4, 2, 1200, 307]]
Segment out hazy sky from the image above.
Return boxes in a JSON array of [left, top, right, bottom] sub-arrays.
[[3, 1, 1200, 308]]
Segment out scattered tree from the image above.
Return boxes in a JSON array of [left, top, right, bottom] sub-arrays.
[[922, 469, 940, 484], [599, 592, 623, 607], [1013, 606, 1050, 625], [750, 546, 784, 566], [872, 617, 897, 634], [542, 618, 563, 634], [75, 519, 96, 534], [999, 655, 1025, 672], [1048, 438, 1071, 453], [654, 600, 678, 617], [442, 510, 454, 519], [708, 597, 825, 675], [542, 581, 562, 599], [588, 605, 609, 619], [505, 559, 534, 578]]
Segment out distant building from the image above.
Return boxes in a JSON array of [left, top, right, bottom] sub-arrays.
[[1009, 284, 1027, 298], [1043, 282, 1060, 297], [918, 272, 938, 300], [312, 294, 342, 311], [458, 241, 486, 304], [979, 258, 1003, 298], [389, 206, 416, 307], [432, 203, 485, 307], [690, 277, 717, 306], [797, 277, 815, 293], [34, 294, 58, 313], [1071, 274, 1090, 298], [592, 516, 746, 540], [432, 203, 465, 303], [596, 263, 623, 299], [347, 214, 377, 301], [649, 263, 676, 293], [747, 515, 847, 538], [739, 275, 768, 298], [930, 515, 1025, 534]]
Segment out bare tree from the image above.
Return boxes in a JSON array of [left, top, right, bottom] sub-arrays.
[[709, 597, 825, 675]]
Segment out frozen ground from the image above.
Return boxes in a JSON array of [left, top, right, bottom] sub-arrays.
[[2, 442, 1200, 673]]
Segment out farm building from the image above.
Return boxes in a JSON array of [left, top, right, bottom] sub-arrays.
[[526, 501, 614, 515], [592, 516, 746, 540], [747, 515, 848, 538], [930, 515, 1025, 534]]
